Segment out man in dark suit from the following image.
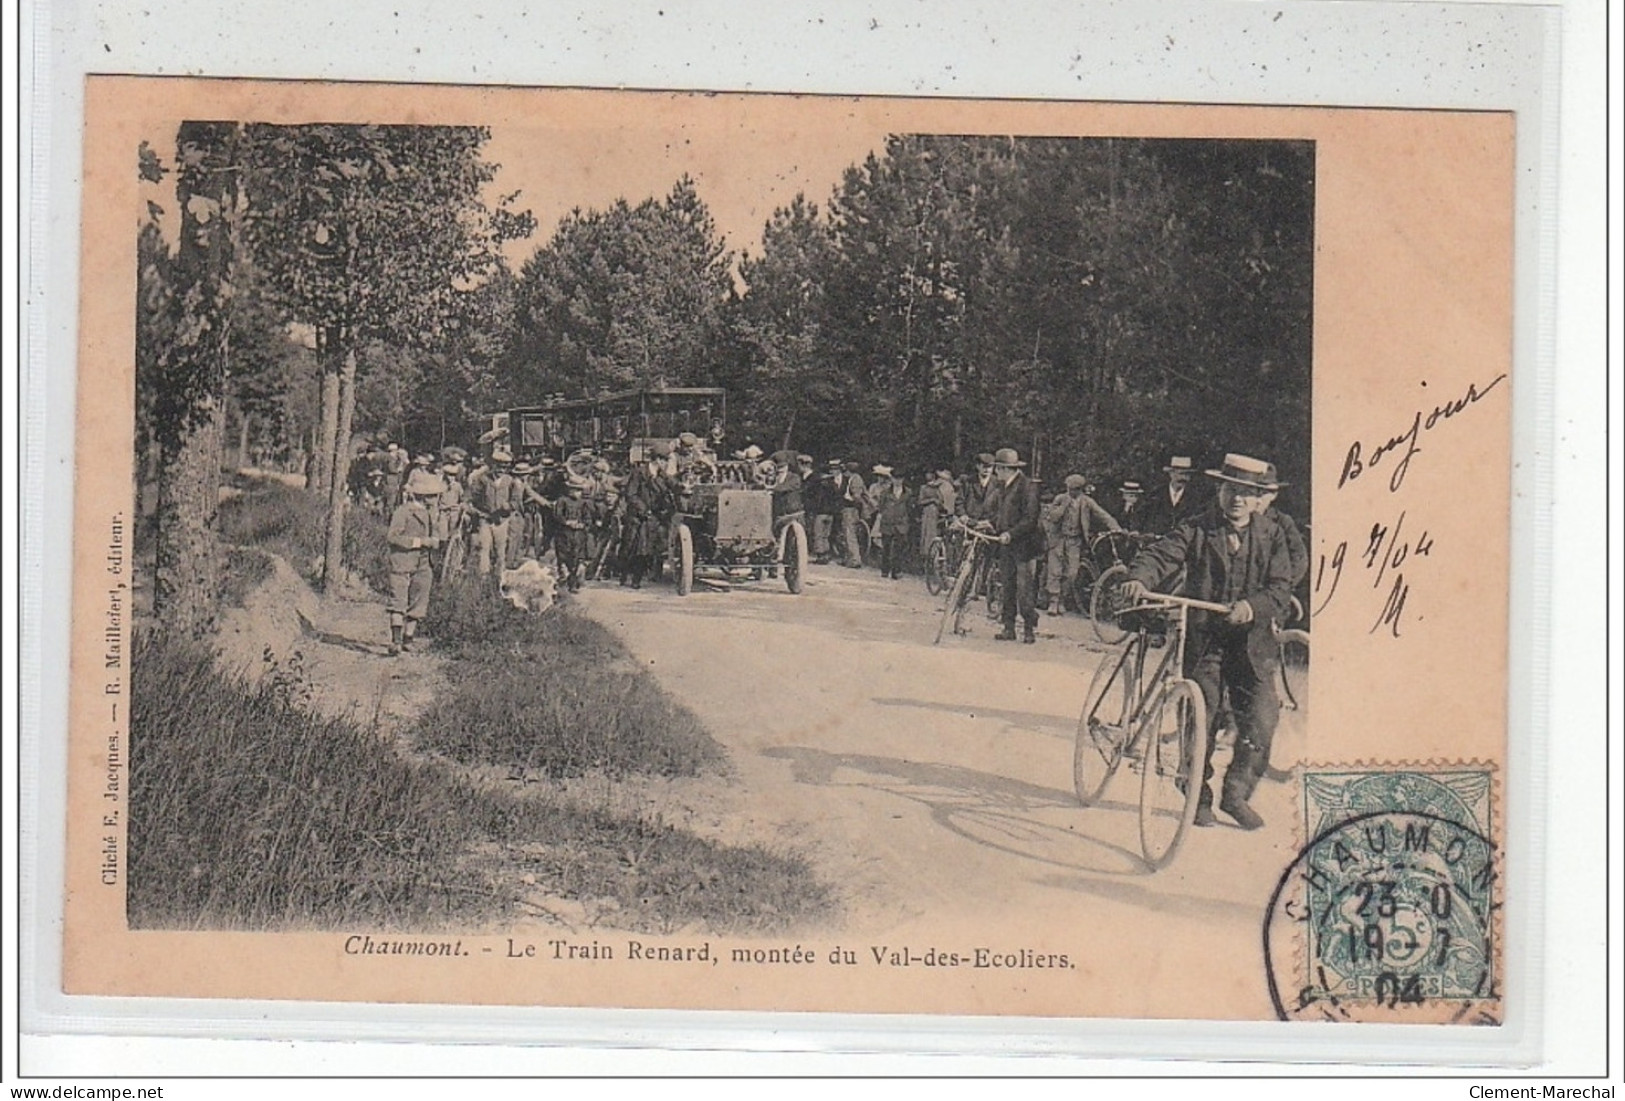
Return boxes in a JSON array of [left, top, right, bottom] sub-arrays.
[[1120, 454, 1298, 830], [957, 452, 998, 524], [983, 447, 1043, 643], [1136, 455, 1205, 536]]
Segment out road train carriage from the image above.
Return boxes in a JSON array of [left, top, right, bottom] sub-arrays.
[[669, 464, 808, 597], [507, 386, 727, 466]]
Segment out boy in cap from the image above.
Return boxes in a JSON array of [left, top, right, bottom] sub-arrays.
[[836, 461, 867, 568], [553, 476, 593, 592], [1118, 454, 1297, 830], [1040, 473, 1120, 613], [386, 467, 444, 655], [466, 450, 520, 579]]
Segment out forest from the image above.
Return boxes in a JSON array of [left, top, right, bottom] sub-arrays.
[[136, 123, 1312, 633]]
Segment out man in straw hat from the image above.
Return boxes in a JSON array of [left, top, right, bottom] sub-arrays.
[[1137, 454, 1204, 536], [865, 464, 910, 580], [916, 469, 957, 560], [807, 458, 842, 563], [984, 447, 1042, 643], [1118, 453, 1298, 830], [385, 466, 445, 655]]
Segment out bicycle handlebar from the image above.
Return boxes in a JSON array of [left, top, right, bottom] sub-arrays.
[[948, 519, 1003, 543], [1120, 592, 1232, 615]]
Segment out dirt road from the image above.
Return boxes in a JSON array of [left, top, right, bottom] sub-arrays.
[[577, 561, 1311, 1017]]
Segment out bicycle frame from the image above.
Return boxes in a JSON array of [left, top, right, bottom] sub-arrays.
[[932, 522, 1003, 645], [1074, 590, 1227, 868]]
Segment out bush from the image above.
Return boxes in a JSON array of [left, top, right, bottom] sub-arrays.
[[219, 546, 273, 608], [218, 479, 388, 595]]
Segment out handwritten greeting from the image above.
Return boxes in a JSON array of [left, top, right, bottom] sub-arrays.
[[1338, 373, 1507, 495]]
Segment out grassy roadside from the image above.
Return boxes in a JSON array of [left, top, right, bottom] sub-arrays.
[[218, 478, 390, 594], [131, 481, 837, 932], [414, 578, 722, 779]]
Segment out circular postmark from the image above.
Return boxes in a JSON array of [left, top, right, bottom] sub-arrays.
[[1263, 809, 1499, 1023]]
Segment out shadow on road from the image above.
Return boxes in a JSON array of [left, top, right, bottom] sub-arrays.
[[762, 745, 1150, 878], [1033, 870, 1263, 924], [872, 696, 1076, 739]]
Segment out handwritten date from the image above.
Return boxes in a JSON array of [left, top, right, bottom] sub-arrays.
[[1314, 512, 1434, 637]]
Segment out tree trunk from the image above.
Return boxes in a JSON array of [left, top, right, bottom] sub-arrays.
[[154, 401, 226, 638], [237, 408, 251, 470], [152, 121, 238, 640], [322, 343, 358, 590], [311, 325, 340, 497]]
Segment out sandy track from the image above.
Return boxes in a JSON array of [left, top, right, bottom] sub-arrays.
[[576, 563, 1310, 962]]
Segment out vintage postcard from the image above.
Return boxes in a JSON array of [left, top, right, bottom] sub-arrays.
[[64, 77, 1511, 1025]]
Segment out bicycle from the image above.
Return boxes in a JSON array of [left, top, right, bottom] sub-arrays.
[[1086, 530, 1159, 645], [923, 521, 967, 596], [932, 520, 1003, 645], [1073, 589, 1230, 870]]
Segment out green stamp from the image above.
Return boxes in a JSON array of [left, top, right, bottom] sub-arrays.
[[1264, 767, 1500, 1022]]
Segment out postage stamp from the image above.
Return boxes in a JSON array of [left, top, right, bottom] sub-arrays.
[[1264, 765, 1501, 1024]]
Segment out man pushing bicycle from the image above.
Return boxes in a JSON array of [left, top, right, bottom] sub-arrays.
[[1117, 454, 1298, 831]]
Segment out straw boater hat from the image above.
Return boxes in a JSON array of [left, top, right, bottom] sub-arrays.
[[566, 474, 591, 491], [734, 444, 764, 461], [490, 449, 513, 465], [678, 431, 700, 447], [1205, 453, 1284, 490], [992, 448, 1026, 468], [1164, 455, 1195, 474], [404, 468, 445, 497], [512, 461, 534, 476], [827, 458, 844, 469], [872, 463, 893, 477]]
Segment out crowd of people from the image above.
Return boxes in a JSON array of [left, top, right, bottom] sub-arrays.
[[368, 431, 1307, 833]]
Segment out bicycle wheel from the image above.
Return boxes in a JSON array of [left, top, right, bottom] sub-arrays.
[[984, 557, 1004, 620], [1089, 564, 1132, 645], [1074, 643, 1137, 806], [934, 555, 976, 645], [924, 538, 948, 595], [1138, 678, 1209, 870], [1071, 557, 1101, 616]]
